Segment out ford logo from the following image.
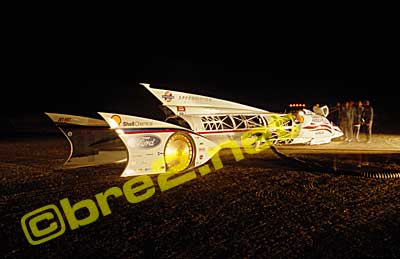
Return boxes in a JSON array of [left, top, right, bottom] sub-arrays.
[[128, 135, 161, 149]]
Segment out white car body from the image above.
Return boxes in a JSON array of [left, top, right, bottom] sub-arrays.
[[142, 83, 342, 146], [46, 83, 343, 176]]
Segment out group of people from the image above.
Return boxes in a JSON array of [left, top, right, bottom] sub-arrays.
[[329, 100, 374, 143]]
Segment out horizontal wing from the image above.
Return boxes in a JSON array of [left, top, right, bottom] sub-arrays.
[[141, 83, 269, 115]]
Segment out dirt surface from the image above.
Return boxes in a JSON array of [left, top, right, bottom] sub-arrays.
[[1, 135, 400, 258]]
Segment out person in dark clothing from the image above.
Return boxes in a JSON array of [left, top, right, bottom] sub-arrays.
[[329, 102, 341, 127], [362, 100, 374, 143], [353, 100, 364, 142], [339, 102, 347, 140]]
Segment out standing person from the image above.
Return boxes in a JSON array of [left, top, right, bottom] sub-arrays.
[[353, 101, 364, 142], [344, 101, 355, 142], [362, 100, 374, 143], [329, 102, 341, 127], [313, 103, 321, 114], [339, 102, 347, 140], [338, 102, 346, 136]]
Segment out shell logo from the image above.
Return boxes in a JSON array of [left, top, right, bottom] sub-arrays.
[[111, 115, 122, 126]]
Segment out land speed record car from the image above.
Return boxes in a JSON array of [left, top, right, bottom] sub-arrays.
[[45, 83, 343, 176]]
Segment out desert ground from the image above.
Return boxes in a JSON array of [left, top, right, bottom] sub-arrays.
[[1, 134, 400, 258]]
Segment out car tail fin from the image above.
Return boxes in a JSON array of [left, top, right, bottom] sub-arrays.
[[141, 83, 269, 115]]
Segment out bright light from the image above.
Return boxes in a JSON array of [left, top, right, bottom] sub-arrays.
[[109, 119, 119, 129], [115, 129, 124, 135], [109, 115, 122, 128], [115, 158, 128, 163], [164, 133, 194, 172], [121, 169, 137, 177]]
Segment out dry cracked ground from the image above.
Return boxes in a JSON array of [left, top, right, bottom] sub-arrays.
[[1, 135, 400, 258]]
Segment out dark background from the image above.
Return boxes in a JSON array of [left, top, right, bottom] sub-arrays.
[[1, 52, 397, 136]]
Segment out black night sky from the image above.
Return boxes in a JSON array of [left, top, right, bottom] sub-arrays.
[[2, 52, 397, 134]]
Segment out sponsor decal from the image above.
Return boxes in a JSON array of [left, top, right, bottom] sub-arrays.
[[57, 117, 72, 123], [177, 106, 186, 112], [178, 95, 212, 102], [111, 115, 122, 126], [311, 116, 324, 123], [162, 91, 174, 102], [128, 135, 161, 149], [122, 121, 153, 127]]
